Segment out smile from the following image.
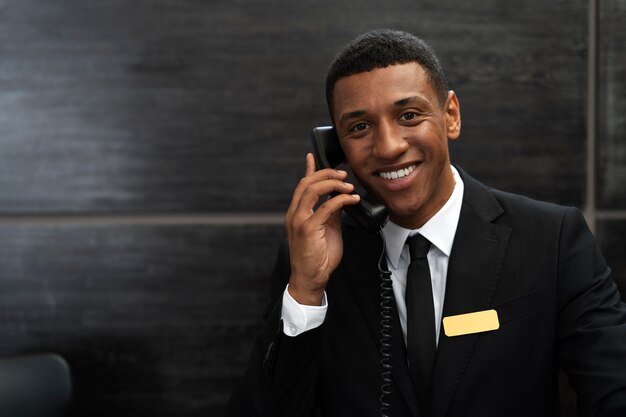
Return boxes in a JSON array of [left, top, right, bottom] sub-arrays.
[[378, 164, 417, 180]]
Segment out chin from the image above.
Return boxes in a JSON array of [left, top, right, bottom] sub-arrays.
[[385, 200, 424, 224]]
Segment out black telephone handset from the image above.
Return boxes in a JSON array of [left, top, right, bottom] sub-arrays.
[[311, 126, 389, 233]]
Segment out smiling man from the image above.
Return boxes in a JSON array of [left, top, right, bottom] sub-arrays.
[[333, 62, 459, 230], [227, 29, 626, 417]]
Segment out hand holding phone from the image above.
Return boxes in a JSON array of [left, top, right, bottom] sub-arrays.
[[284, 154, 361, 306]]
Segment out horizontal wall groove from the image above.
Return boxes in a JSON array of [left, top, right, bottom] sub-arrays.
[[0, 212, 286, 226], [595, 211, 626, 221], [1, 209, 624, 225]]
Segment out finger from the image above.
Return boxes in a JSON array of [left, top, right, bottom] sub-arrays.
[[288, 169, 348, 216], [307, 193, 361, 227], [287, 176, 352, 227], [295, 179, 355, 217], [305, 153, 316, 177]]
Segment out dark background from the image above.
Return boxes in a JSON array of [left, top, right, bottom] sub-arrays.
[[0, 0, 623, 416]]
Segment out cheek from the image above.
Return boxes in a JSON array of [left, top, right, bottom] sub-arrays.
[[343, 144, 371, 171]]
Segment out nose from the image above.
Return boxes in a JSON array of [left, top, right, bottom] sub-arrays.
[[372, 122, 409, 161]]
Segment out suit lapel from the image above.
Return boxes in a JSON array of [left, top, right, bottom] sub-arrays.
[[341, 222, 420, 417], [431, 170, 512, 417]]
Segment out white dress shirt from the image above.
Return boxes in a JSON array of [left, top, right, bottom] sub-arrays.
[[281, 166, 464, 343]]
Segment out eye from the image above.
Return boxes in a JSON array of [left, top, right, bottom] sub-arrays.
[[399, 111, 418, 121], [349, 122, 369, 132]]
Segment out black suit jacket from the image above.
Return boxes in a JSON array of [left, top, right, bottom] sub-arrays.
[[227, 168, 626, 417]]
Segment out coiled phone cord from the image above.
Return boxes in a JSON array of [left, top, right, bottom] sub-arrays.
[[378, 228, 394, 417]]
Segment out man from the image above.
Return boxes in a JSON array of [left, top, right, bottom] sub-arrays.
[[227, 29, 626, 417]]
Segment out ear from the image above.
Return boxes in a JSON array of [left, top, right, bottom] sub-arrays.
[[444, 91, 461, 140]]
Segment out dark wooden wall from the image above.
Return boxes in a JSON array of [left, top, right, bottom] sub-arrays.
[[596, 0, 626, 305], [0, 0, 623, 416]]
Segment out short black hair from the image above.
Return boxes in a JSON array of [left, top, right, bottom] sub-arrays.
[[325, 29, 449, 120]]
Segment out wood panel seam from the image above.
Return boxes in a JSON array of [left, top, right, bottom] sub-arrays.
[[0, 213, 286, 225]]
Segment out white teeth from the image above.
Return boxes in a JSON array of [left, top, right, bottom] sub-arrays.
[[379, 164, 417, 180]]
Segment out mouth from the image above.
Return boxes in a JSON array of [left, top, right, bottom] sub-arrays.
[[377, 163, 418, 180]]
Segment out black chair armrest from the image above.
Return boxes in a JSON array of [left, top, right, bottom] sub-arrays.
[[0, 353, 72, 417]]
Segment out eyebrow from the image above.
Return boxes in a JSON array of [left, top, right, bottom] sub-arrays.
[[393, 95, 429, 107], [338, 110, 366, 127]]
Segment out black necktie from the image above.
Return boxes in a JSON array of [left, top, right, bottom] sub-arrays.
[[405, 234, 435, 416]]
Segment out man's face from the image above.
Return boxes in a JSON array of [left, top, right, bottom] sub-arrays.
[[332, 62, 461, 229]]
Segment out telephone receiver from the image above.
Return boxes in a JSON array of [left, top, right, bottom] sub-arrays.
[[311, 126, 388, 233]]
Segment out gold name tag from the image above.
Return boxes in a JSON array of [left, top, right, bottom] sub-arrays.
[[443, 309, 499, 337]]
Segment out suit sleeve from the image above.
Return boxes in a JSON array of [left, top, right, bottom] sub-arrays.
[[225, 240, 323, 417], [557, 208, 626, 416]]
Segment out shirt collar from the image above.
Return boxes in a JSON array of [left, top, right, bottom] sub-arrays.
[[382, 165, 464, 268]]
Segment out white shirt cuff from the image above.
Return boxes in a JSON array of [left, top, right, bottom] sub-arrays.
[[280, 284, 328, 337]]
